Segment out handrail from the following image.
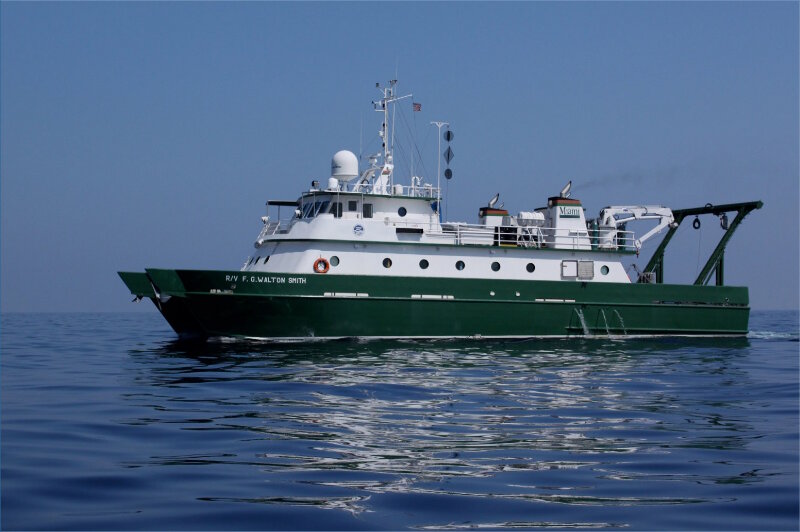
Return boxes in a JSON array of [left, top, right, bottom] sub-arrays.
[[388, 183, 440, 198], [421, 222, 636, 251], [256, 217, 638, 252]]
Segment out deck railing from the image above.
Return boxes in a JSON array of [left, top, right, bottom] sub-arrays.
[[349, 182, 440, 198], [420, 223, 636, 251], [255, 212, 637, 252]]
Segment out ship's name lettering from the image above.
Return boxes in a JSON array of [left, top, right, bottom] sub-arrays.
[[559, 206, 581, 218], [224, 275, 306, 284]]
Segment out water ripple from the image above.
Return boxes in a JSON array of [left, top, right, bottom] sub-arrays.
[[1, 312, 797, 530]]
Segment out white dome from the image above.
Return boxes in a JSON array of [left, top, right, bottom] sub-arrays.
[[331, 150, 359, 181]]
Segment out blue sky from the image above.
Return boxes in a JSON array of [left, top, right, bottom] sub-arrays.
[[2, 2, 797, 312]]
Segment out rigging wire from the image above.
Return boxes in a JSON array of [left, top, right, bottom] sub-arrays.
[[393, 101, 411, 179], [396, 102, 431, 181]]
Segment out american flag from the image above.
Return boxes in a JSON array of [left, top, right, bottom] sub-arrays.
[[412, 102, 421, 112]]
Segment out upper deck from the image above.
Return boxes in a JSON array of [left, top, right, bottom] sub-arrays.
[[251, 80, 654, 256], [255, 188, 637, 253]]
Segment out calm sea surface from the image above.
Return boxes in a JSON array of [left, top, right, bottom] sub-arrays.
[[2, 311, 798, 530]]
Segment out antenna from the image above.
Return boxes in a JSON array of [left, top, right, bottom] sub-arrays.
[[560, 180, 572, 198], [391, 84, 397, 189], [373, 80, 412, 194]]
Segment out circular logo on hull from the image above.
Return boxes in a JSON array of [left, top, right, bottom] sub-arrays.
[[353, 224, 364, 236]]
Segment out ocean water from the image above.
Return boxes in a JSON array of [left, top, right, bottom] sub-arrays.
[[1, 311, 797, 530]]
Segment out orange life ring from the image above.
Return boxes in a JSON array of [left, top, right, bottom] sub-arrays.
[[313, 258, 330, 274]]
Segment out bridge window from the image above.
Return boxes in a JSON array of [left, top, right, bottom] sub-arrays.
[[312, 200, 330, 217], [331, 202, 343, 218], [348, 200, 358, 212], [363, 203, 373, 218]]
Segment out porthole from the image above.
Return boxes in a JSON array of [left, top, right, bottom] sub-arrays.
[[526, 262, 536, 273], [383, 257, 392, 268], [419, 259, 429, 269], [398, 206, 407, 217], [600, 265, 609, 275], [455, 260, 465, 271], [330, 256, 340, 267], [491, 261, 501, 272]]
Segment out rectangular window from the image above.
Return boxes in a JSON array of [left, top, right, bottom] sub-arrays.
[[348, 200, 358, 212], [561, 260, 578, 278], [578, 260, 594, 280], [363, 203, 373, 219], [331, 202, 343, 218]]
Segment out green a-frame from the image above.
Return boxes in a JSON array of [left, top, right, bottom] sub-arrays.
[[642, 201, 763, 286]]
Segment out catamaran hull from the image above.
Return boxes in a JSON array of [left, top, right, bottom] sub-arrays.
[[119, 269, 750, 340]]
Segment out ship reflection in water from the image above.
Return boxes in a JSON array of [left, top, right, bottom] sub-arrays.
[[120, 335, 790, 529]]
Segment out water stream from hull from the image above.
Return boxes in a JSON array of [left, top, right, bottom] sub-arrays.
[[574, 308, 592, 337], [613, 309, 628, 335], [599, 309, 611, 336]]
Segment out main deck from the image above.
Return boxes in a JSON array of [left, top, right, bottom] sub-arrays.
[[119, 269, 750, 340]]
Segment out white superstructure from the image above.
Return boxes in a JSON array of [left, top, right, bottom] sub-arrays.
[[244, 80, 676, 286]]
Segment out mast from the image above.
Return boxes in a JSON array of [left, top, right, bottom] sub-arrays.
[[373, 80, 411, 194]]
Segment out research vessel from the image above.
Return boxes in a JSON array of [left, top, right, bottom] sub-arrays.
[[119, 80, 762, 340]]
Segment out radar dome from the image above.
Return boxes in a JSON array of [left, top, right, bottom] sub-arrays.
[[331, 150, 359, 182]]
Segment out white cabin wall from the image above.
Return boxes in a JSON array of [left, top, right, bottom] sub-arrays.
[[243, 240, 630, 283]]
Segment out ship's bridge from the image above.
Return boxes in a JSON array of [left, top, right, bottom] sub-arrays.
[[256, 182, 442, 244], [296, 183, 440, 221]]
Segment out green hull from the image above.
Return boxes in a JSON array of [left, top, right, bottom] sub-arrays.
[[119, 269, 750, 340]]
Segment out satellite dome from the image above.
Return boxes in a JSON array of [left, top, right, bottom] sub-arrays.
[[331, 150, 359, 182]]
